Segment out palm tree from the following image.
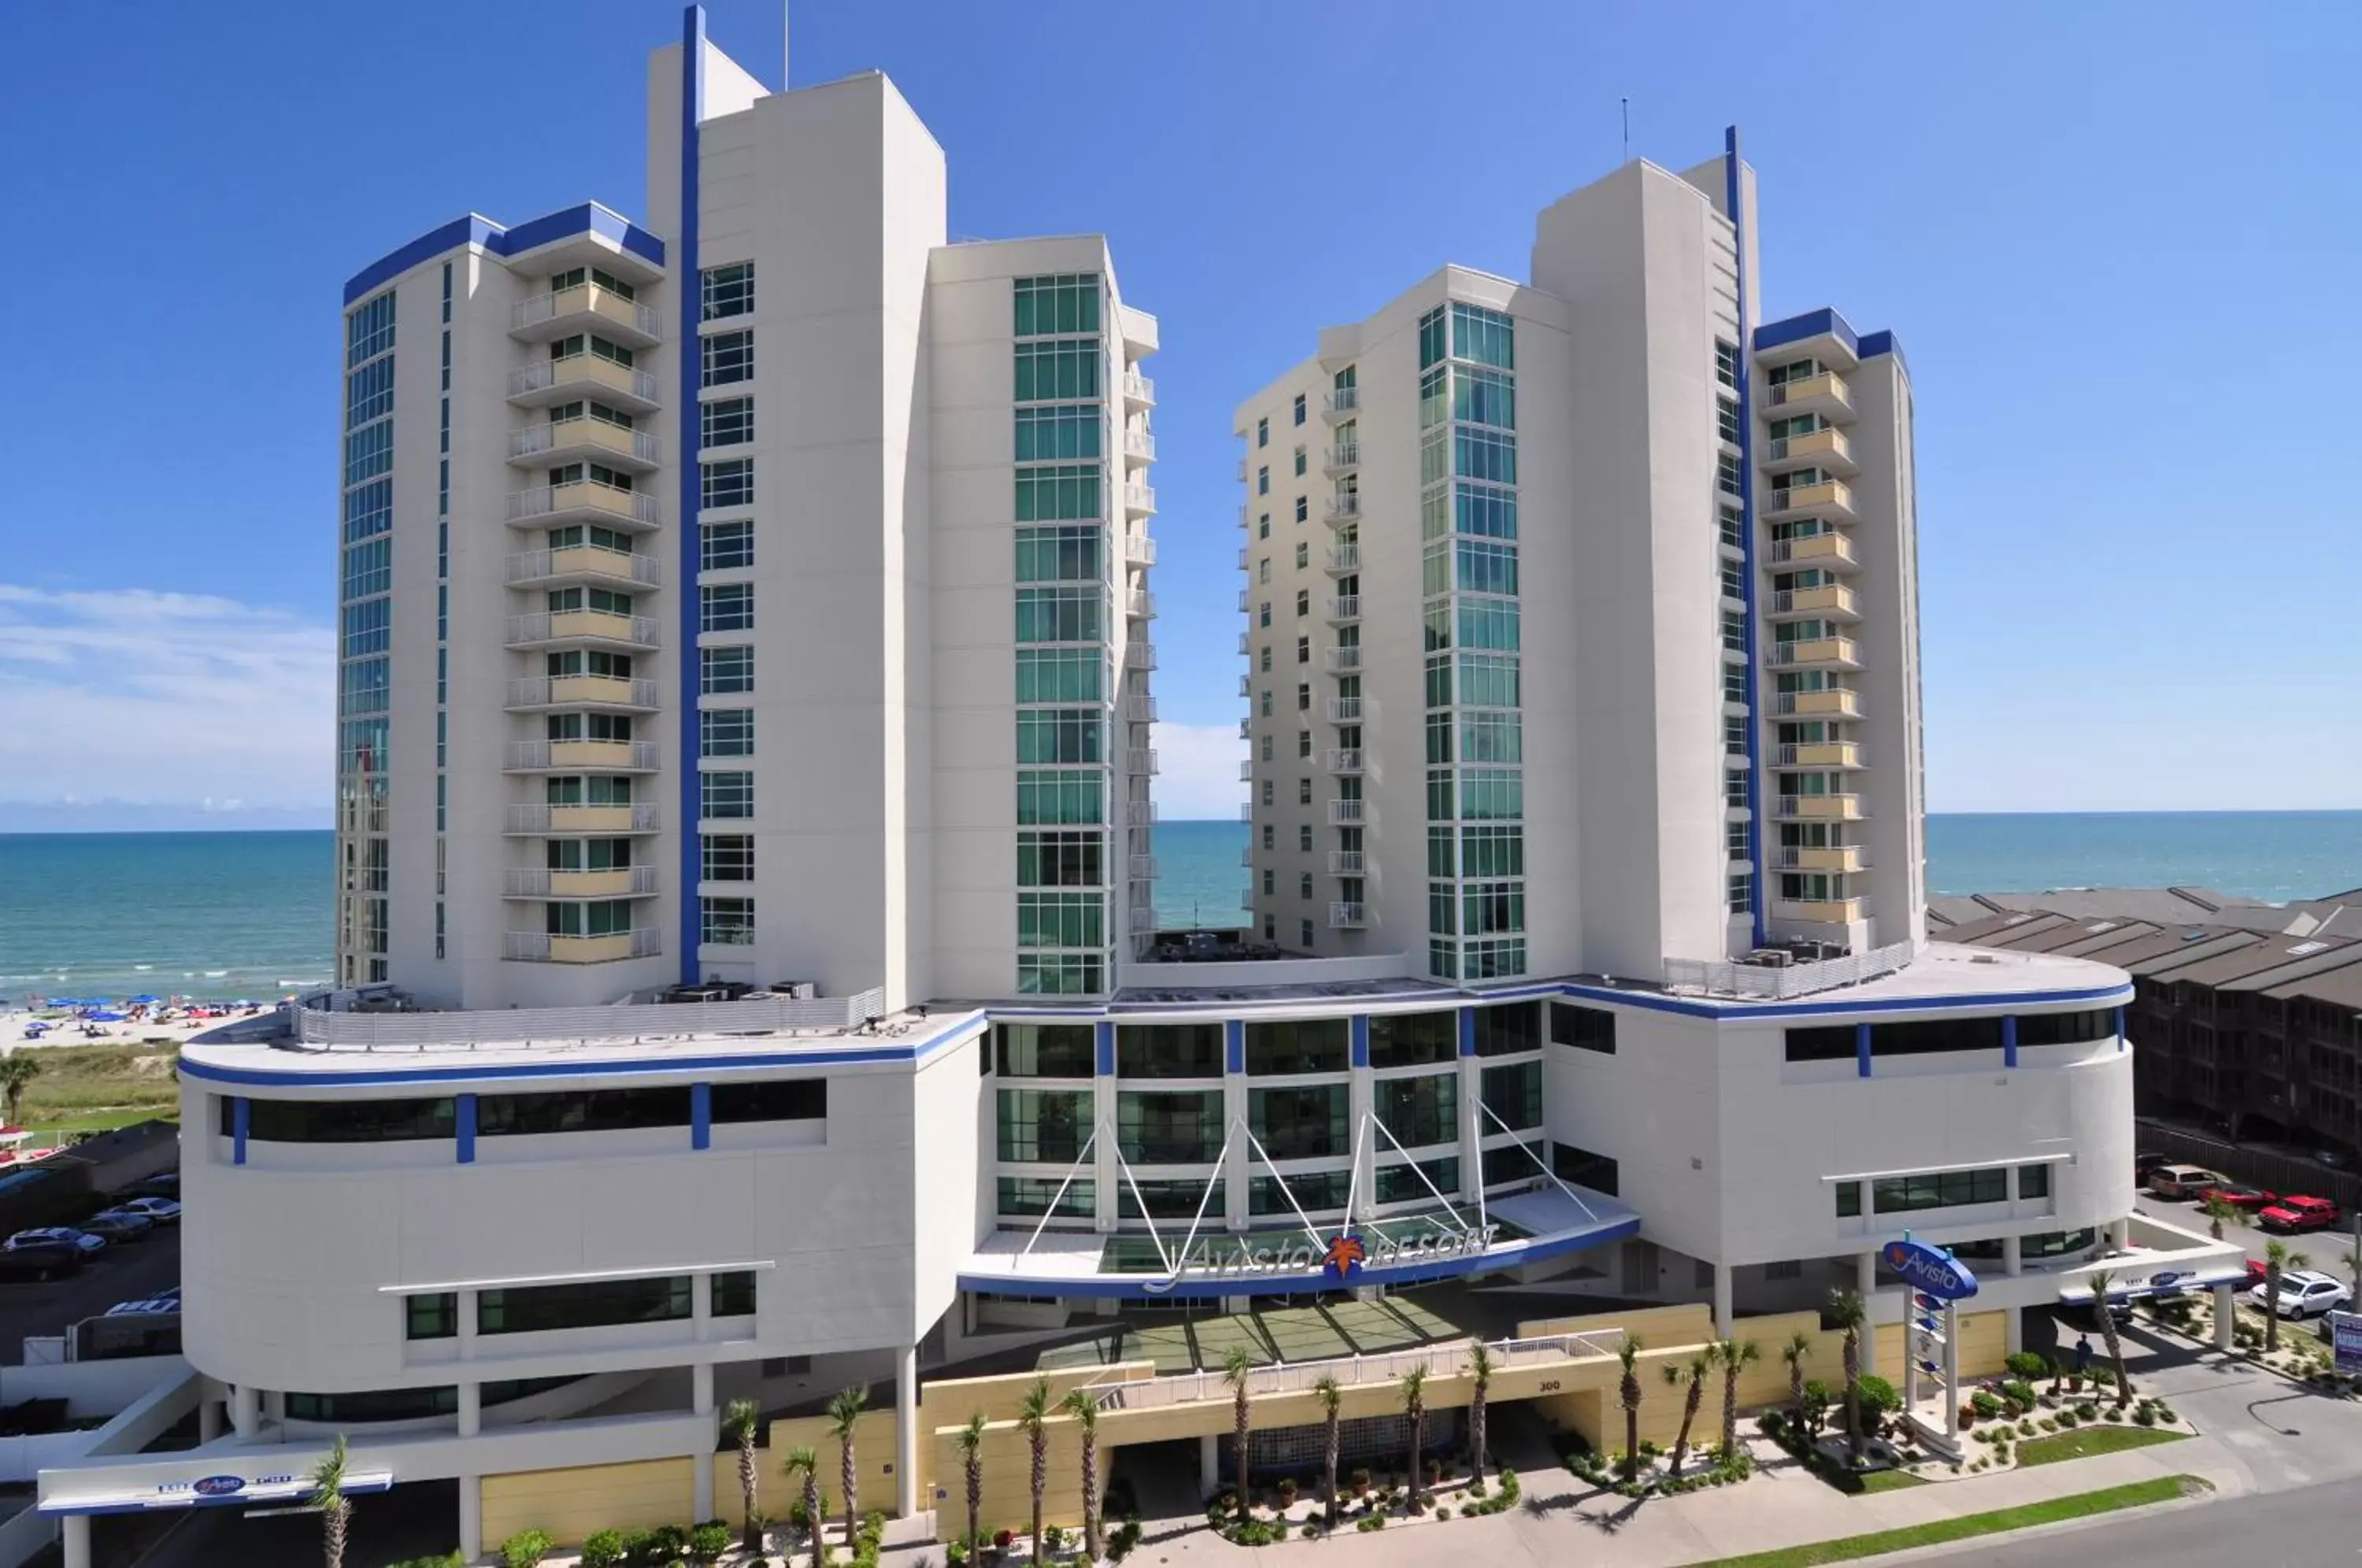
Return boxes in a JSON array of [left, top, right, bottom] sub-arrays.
[[0, 1053, 39, 1128], [2085, 1267, 2134, 1399], [1615, 1336, 1645, 1485], [1466, 1340, 1494, 1483], [2201, 1193, 2238, 1241], [1312, 1374, 1342, 1526], [1061, 1389, 1103, 1561], [826, 1385, 867, 1566], [1222, 1347, 1255, 1523], [957, 1412, 988, 1566], [1712, 1338, 1759, 1461], [1017, 1377, 1053, 1565], [722, 1398, 762, 1554], [1780, 1331, 1813, 1431], [1661, 1355, 1707, 1477], [1398, 1364, 1428, 1514], [2262, 1242, 2310, 1355], [783, 1446, 822, 1566], [1827, 1289, 1866, 1467], [306, 1433, 351, 1568]]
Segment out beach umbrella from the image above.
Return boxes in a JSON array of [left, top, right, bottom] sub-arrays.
[[87, 1011, 127, 1023], [128, 994, 161, 1005]]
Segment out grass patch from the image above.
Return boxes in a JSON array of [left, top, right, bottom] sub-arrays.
[[2012, 1426, 2189, 1468], [5, 1045, 181, 1138], [1694, 1475, 2207, 1566], [1853, 1468, 1928, 1493]]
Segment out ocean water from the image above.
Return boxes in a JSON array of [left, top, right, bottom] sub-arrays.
[[5, 813, 2360, 1001]]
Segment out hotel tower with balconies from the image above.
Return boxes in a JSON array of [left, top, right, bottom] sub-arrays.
[[332, 9, 1160, 1010], [1235, 130, 1925, 983]]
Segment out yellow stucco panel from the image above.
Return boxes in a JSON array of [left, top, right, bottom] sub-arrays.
[[736, 1408, 905, 1525], [479, 1458, 694, 1548]]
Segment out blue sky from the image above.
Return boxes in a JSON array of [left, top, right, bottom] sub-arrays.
[[2, 0, 2356, 827]]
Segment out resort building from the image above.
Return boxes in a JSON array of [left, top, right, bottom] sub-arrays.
[[32, 35, 2234, 1568]]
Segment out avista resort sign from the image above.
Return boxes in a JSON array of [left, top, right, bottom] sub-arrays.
[[1143, 1224, 1502, 1295]]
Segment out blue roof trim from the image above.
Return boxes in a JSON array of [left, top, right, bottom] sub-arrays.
[[1754, 305, 1860, 358], [342, 202, 666, 306], [1856, 327, 1906, 370]]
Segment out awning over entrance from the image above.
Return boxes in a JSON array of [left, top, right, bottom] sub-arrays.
[[960, 1184, 1638, 1301], [2057, 1264, 2250, 1305], [41, 1469, 394, 1517]]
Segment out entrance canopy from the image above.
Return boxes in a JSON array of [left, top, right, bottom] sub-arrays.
[[41, 1468, 393, 1517], [2057, 1263, 2251, 1306]]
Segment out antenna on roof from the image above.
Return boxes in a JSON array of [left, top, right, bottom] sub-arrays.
[[1620, 98, 1631, 165]]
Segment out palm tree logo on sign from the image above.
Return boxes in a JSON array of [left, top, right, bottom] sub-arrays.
[[1321, 1234, 1368, 1281]]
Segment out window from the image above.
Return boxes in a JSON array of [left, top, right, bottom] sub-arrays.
[[1834, 1182, 1861, 1217], [1015, 464, 1102, 522], [1013, 342, 1100, 400], [1871, 1017, 2006, 1057], [1256, 417, 1268, 449], [701, 834, 754, 882], [1249, 1084, 1347, 1159], [1016, 769, 1102, 826], [1298, 778, 1312, 805], [477, 1087, 691, 1137], [998, 1176, 1094, 1219], [701, 896, 754, 945], [1368, 1011, 1455, 1069], [1120, 1179, 1224, 1220], [702, 771, 753, 819], [1294, 497, 1309, 526], [1013, 273, 1101, 335], [702, 518, 753, 571], [701, 582, 754, 632], [702, 459, 754, 510], [479, 1274, 692, 1335], [236, 1096, 457, 1143], [405, 1292, 457, 1340], [1375, 1156, 1457, 1206], [1017, 827, 1103, 886], [346, 357, 393, 427], [997, 1088, 1088, 1161], [1292, 393, 1306, 426], [702, 396, 754, 449], [710, 1270, 757, 1315], [710, 1078, 825, 1123], [1014, 524, 1101, 582], [1017, 952, 1104, 995], [1243, 1019, 1347, 1074], [344, 419, 392, 486], [700, 708, 753, 758], [346, 291, 394, 366], [1786, 1025, 1856, 1062], [1481, 1060, 1542, 1130], [1016, 891, 1103, 949], [2018, 1163, 2052, 1200], [342, 538, 391, 601], [1015, 405, 1102, 460], [1714, 340, 1738, 389], [1116, 1023, 1224, 1078], [1014, 645, 1104, 699], [1299, 919, 1313, 948], [1252, 1170, 1349, 1216], [1470, 1000, 1540, 1056], [1117, 1090, 1221, 1163], [2016, 1009, 2116, 1047], [1293, 446, 1307, 477], [702, 331, 753, 386], [1375, 1073, 1456, 1147], [1257, 466, 1270, 496], [1871, 1167, 2011, 1214], [701, 645, 753, 694], [994, 1023, 1095, 1077], [1550, 1003, 1616, 1054], [701, 262, 754, 321], [1553, 1143, 1618, 1196]]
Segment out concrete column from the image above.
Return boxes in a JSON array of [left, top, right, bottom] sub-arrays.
[[1856, 1252, 1879, 1371], [457, 1289, 479, 1363], [262, 1389, 285, 1427], [229, 1384, 258, 1437], [1199, 1433, 1220, 1497], [1712, 1262, 1733, 1338], [457, 1381, 481, 1438], [2214, 1283, 2238, 1350], [2005, 1309, 2024, 1355], [1093, 1058, 1120, 1235], [198, 1398, 222, 1445], [2001, 1235, 2022, 1276], [896, 1344, 920, 1517], [1347, 1063, 1375, 1221], [2107, 1218, 2130, 1252], [1456, 1052, 1484, 1202], [694, 1448, 716, 1523], [692, 1362, 715, 1417], [458, 1476, 483, 1560], [61, 1515, 90, 1568], [1223, 1060, 1250, 1232], [694, 1272, 713, 1344]]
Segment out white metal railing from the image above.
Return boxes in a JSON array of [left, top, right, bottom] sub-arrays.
[[1124, 483, 1157, 514], [508, 421, 661, 465], [1329, 851, 1364, 875], [504, 741, 660, 771], [1775, 793, 1861, 817], [1238, 588, 1253, 612], [1768, 637, 1857, 668], [1327, 697, 1362, 722], [297, 984, 889, 1048], [505, 548, 661, 587], [505, 803, 661, 833], [1772, 847, 1864, 871], [1324, 387, 1360, 416], [1236, 545, 1253, 570], [1130, 856, 1158, 882], [1126, 532, 1157, 565], [1237, 675, 1252, 697], [505, 676, 661, 709], [1238, 719, 1249, 739], [1125, 429, 1157, 462], [1767, 375, 1852, 410], [504, 865, 658, 897], [1324, 646, 1363, 672], [1325, 494, 1361, 522], [1125, 643, 1157, 671], [1325, 445, 1360, 469], [1129, 749, 1160, 775], [1127, 801, 1159, 826], [1090, 1331, 1623, 1413], [510, 286, 662, 340], [1327, 545, 1361, 571], [1328, 902, 1368, 928], [1325, 748, 1364, 774], [505, 483, 661, 527], [1236, 631, 1251, 655], [1664, 940, 1913, 1000], [1126, 693, 1157, 723], [1772, 691, 1858, 718], [1768, 535, 1857, 565], [1327, 596, 1360, 620], [1129, 908, 1157, 934], [1237, 760, 1254, 781], [1769, 587, 1856, 616], [1328, 800, 1365, 825], [1235, 457, 1249, 482], [505, 612, 661, 648], [1773, 743, 1860, 767], [1126, 590, 1156, 618], [1239, 846, 1255, 867], [1123, 370, 1155, 404], [508, 359, 660, 405], [501, 927, 661, 963]]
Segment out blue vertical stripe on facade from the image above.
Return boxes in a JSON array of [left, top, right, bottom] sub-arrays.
[[1094, 1021, 1116, 1076], [1724, 127, 1768, 951], [231, 1097, 248, 1166], [1350, 1015, 1370, 1068], [1854, 1021, 1871, 1078], [2001, 1015, 2019, 1069], [2116, 1006, 2127, 1051], [455, 1093, 476, 1163], [1224, 1019, 1246, 1075], [690, 1082, 712, 1149], [676, 5, 707, 982], [1458, 1009, 1478, 1059]]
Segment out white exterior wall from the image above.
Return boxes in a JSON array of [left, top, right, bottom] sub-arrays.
[[1843, 353, 1927, 948]]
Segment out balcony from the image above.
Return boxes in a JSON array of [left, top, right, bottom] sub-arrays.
[[504, 740, 660, 773], [1238, 675, 1252, 697], [1767, 583, 1859, 620], [1323, 647, 1363, 673], [1774, 897, 1864, 925], [1327, 799, 1366, 826], [1324, 748, 1364, 775], [503, 866, 659, 899], [1236, 545, 1253, 571], [1238, 718, 1250, 739], [1126, 693, 1158, 724], [506, 479, 661, 532], [1322, 443, 1361, 476], [1125, 531, 1157, 567], [1237, 631, 1253, 656], [1124, 482, 1157, 518], [1127, 800, 1159, 827], [1322, 387, 1359, 420], [1774, 794, 1863, 822], [1324, 544, 1361, 575], [1237, 760, 1254, 782], [1772, 687, 1860, 719], [507, 416, 661, 472], [505, 675, 661, 712], [1772, 845, 1865, 873], [1762, 371, 1853, 423], [1764, 479, 1857, 523], [1326, 697, 1363, 723], [1126, 589, 1157, 619], [1125, 642, 1158, 671], [1773, 741, 1862, 769], [1328, 851, 1365, 875], [1129, 907, 1158, 935], [507, 355, 660, 412], [1129, 855, 1159, 882], [1768, 533, 1858, 571], [1324, 595, 1361, 623], [505, 545, 661, 590], [1328, 901, 1369, 930], [1122, 370, 1155, 409], [1324, 494, 1361, 527], [505, 803, 661, 834], [1126, 749, 1159, 775], [1767, 636, 1859, 671], [505, 610, 661, 651], [502, 929, 662, 964], [509, 283, 662, 347], [1237, 588, 1253, 612], [1124, 428, 1157, 465], [1763, 425, 1857, 478], [1239, 846, 1255, 867]]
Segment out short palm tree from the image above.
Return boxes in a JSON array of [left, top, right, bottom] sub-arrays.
[[1222, 1347, 1255, 1522], [1061, 1388, 1103, 1561], [1616, 1336, 1645, 1485], [2201, 1192, 2238, 1241], [957, 1412, 988, 1566], [1312, 1374, 1342, 1525], [1017, 1377, 1053, 1565], [827, 1385, 868, 1563], [1399, 1364, 1428, 1514], [2263, 1242, 2310, 1355], [1467, 1340, 1494, 1481], [307, 1433, 351, 1568], [783, 1446, 822, 1566], [1661, 1355, 1707, 1477], [1712, 1338, 1758, 1461], [722, 1398, 762, 1554], [0, 1054, 39, 1128], [2085, 1267, 2134, 1398], [1780, 1331, 1812, 1430], [1827, 1289, 1866, 1466]]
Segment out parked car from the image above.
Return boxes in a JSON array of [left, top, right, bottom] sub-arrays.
[[2314, 1150, 2350, 1171], [2149, 1163, 2228, 1200], [2134, 1150, 2171, 1184], [2201, 1182, 2278, 1211], [0, 1245, 84, 1282], [124, 1173, 179, 1200], [2249, 1270, 2353, 1319], [76, 1213, 153, 1244], [4, 1228, 104, 1256], [2260, 1195, 2343, 1233], [103, 1298, 179, 1318], [113, 1197, 180, 1226]]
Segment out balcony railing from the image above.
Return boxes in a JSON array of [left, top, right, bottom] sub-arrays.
[[1764, 372, 1852, 414], [1774, 897, 1864, 925], [1129, 907, 1157, 934], [1768, 479, 1856, 518], [505, 675, 661, 711], [1768, 534, 1858, 567], [1124, 483, 1157, 516], [1766, 427, 1852, 467], [1775, 793, 1862, 819], [1126, 693, 1158, 723], [507, 357, 660, 406], [1126, 589, 1157, 619], [1124, 643, 1157, 671], [1664, 939, 1912, 1001], [1328, 901, 1369, 929], [1127, 801, 1160, 827], [1236, 631, 1252, 655], [1773, 741, 1862, 768], [508, 419, 662, 467], [1324, 494, 1361, 523], [1324, 646, 1363, 672], [1237, 760, 1254, 782], [510, 284, 662, 342], [502, 928, 663, 963], [1329, 851, 1365, 875], [1767, 636, 1859, 669], [1324, 387, 1360, 417], [1325, 748, 1364, 775], [1238, 588, 1253, 612], [1326, 596, 1360, 622], [1324, 444, 1360, 471], [1772, 845, 1865, 873], [504, 740, 661, 772], [1129, 855, 1159, 882], [1122, 370, 1155, 405], [503, 865, 659, 897], [1772, 688, 1861, 719], [1326, 697, 1363, 723], [1238, 675, 1252, 697], [1126, 531, 1157, 566], [1327, 800, 1365, 825], [1768, 585, 1859, 617], [505, 481, 661, 528], [505, 803, 661, 834], [1325, 544, 1361, 572], [1129, 749, 1160, 775], [505, 546, 661, 588], [1124, 429, 1157, 463], [505, 611, 661, 649]]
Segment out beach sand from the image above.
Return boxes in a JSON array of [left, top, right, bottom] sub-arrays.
[[0, 1006, 274, 1051]]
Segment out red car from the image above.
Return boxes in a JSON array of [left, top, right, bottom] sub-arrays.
[[2260, 1194, 2342, 1233], [2201, 1182, 2277, 1211]]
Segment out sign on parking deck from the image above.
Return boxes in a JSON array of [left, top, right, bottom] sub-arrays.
[[2330, 1311, 2362, 1374]]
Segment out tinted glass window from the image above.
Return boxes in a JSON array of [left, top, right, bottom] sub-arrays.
[[711, 1270, 757, 1316], [1116, 1023, 1224, 1078], [1785, 1025, 1856, 1062], [1871, 1017, 2005, 1057], [1553, 1142, 1619, 1196], [2016, 1008, 2116, 1047], [1243, 1019, 1348, 1074], [478, 1274, 692, 1334], [476, 1087, 692, 1136], [1368, 1011, 1456, 1069], [1471, 1002, 1540, 1056], [710, 1079, 826, 1125], [994, 1023, 1096, 1078], [1550, 1003, 1616, 1054], [237, 1096, 456, 1143]]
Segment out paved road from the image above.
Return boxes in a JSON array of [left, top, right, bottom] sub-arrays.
[[0, 1228, 177, 1363], [131, 1480, 460, 1568], [1922, 1475, 2359, 1566]]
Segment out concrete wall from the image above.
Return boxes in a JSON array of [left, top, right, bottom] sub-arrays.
[[480, 1456, 696, 1544]]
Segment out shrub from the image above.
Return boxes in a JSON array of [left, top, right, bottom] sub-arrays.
[[2005, 1351, 2050, 1380], [946, 1541, 968, 1568], [2075, 1401, 2099, 1421], [2134, 1404, 2157, 1426], [384, 1556, 465, 1568], [2001, 1379, 2038, 1411], [501, 1530, 553, 1568], [1043, 1525, 1068, 1552], [689, 1522, 733, 1562], [995, 1529, 1016, 1549], [1970, 1390, 2004, 1421], [1435, 1505, 1452, 1519], [582, 1532, 628, 1568], [1349, 1466, 1371, 1492], [1301, 1523, 1320, 1539]]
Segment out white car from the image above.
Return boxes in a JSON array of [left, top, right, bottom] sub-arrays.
[[114, 1197, 180, 1225], [105, 1298, 180, 1317], [2249, 1270, 2353, 1319], [5, 1228, 104, 1255]]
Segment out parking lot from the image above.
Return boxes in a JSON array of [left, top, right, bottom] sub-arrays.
[[0, 1226, 178, 1365]]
